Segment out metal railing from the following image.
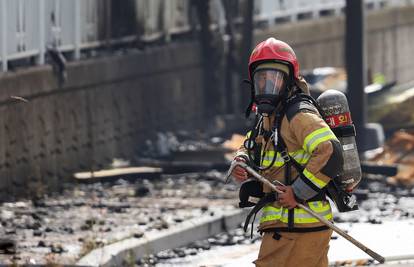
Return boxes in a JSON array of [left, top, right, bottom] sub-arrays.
[[1, 0, 413, 72], [254, 0, 414, 25]]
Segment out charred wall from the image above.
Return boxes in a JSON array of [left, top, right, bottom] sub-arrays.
[[0, 42, 203, 200]]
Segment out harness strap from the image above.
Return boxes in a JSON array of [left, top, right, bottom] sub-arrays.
[[285, 160, 294, 229], [275, 109, 296, 230], [243, 193, 277, 238]]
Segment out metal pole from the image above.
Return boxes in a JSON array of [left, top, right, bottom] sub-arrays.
[[17, 0, 24, 51], [74, 0, 81, 60], [1, 0, 8, 71], [225, 161, 386, 264], [164, 0, 171, 43], [38, 0, 45, 65], [291, 0, 298, 22], [345, 0, 367, 151]]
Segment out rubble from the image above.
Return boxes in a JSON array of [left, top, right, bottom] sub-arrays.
[[368, 81, 414, 130], [0, 170, 238, 265], [370, 130, 414, 186]]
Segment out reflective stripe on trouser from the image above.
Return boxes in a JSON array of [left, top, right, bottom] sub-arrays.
[[303, 127, 337, 154], [261, 149, 311, 167], [260, 201, 332, 224], [254, 229, 333, 267]]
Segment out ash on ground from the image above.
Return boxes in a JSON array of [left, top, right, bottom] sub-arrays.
[[0, 170, 237, 265]]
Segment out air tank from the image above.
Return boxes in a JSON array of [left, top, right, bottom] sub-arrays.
[[317, 90, 362, 191]]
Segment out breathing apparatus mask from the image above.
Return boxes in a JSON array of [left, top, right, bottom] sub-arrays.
[[241, 63, 293, 171], [252, 63, 290, 116]]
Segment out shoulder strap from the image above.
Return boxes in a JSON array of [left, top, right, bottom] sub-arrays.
[[285, 93, 324, 121], [275, 94, 323, 230]]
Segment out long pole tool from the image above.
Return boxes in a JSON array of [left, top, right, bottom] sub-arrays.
[[226, 161, 385, 264]]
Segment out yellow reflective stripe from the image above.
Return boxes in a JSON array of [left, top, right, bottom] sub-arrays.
[[260, 202, 332, 224], [295, 201, 331, 213], [261, 150, 311, 167], [303, 168, 327, 188], [261, 150, 283, 167], [262, 162, 283, 167], [290, 150, 311, 164], [246, 131, 252, 138], [261, 210, 332, 224], [260, 205, 282, 223], [263, 206, 282, 213], [303, 127, 337, 153], [260, 214, 280, 223], [284, 212, 333, 224], [262, 160, 284, 167]]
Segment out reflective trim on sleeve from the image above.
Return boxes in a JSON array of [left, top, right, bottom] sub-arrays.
[[290, 149, 311, 164], [303, 168, 328, 188], [303, 127, 337, 153], [292, 176, 319, 200]]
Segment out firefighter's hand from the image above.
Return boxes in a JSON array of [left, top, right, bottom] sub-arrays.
[[276, 185, 298, 209], [231, 157, 248, 183]]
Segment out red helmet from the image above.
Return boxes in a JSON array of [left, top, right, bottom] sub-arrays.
[[248, 38, 299, 80]]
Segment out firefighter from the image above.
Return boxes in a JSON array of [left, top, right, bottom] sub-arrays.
[[231, 38, 344, 267]]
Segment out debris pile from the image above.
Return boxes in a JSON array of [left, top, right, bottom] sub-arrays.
[[0, 171, 237, 265], [371, 130, 414, 186], [368, 81, 414, 130], [137, 227, 261, 266], [141, 131, 229, 160]]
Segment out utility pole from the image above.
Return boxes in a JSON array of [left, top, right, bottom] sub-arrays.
[[345, 0, 367, 151]]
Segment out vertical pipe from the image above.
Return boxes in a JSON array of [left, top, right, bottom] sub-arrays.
[[1, 0, 7, 71], [38, 0, 45, 65], [313, 0, 320, 19], [345, 0, 366, 150], [55, 0, 60, 46], [17, 0, 23, 50], [291, 0, 298, 22], [105, 0, 111, 47], [74, 0, 81, 59], [164, 0, 172, 42]]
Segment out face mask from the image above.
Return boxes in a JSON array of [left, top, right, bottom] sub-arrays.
[[253, 69, 287, 116]]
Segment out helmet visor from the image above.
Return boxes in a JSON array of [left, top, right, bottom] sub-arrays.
[[253, 69, 287, 96]]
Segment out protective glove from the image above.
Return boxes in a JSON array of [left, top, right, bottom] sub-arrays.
[[231, 156, 248, 183]]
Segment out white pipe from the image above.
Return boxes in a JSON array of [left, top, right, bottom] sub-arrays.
[[38, 0, 45, 65], [74, 0, 81, 59], [1, 0, 8, 71]]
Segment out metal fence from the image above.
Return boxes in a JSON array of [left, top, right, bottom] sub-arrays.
[[254, 0, 414, 25], [1, 0, 413, 72]]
